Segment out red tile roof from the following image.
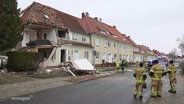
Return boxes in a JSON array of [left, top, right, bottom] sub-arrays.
[[81, 13, 130, 43], [121, 34, 131, 44], [153, 49, 160, 55], [126, 36, 137, 47], [138, 45, 151, 52]]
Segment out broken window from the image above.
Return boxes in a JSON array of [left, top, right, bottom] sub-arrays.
[[58, 30, 66, 38]]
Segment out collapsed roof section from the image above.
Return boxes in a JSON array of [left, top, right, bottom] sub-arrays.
[[21, 2, 65, 29], [21, 2, 87, 34]]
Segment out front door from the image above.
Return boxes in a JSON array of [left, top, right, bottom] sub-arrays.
[[61, 49, 66, 64]]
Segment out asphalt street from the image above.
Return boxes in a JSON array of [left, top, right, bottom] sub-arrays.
[[0, 69, 152, 104]]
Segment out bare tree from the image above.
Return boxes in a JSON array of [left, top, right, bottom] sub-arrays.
[[168, 48, 178, 59], [177, 35, 184, 54]]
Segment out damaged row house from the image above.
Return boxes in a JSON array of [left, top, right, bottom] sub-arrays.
[[21, 2, 157, 69]]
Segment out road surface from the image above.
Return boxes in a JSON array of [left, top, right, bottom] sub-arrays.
[[0, 69, 151, 104]]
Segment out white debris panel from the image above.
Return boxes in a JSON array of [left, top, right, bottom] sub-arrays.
[[70, 59, 96, 71]]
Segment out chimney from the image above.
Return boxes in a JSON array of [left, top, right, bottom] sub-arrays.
[[86, 12, 89, 16], [113, 25, 116, 28], [99, 18, 102, 21], [94, 17, 98, 21], [82, 12, 85, 18]]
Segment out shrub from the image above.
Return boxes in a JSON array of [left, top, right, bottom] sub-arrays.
[[181, 62, 184, 75], [124, 61, 129, 67], [6, 51, 41, 72]]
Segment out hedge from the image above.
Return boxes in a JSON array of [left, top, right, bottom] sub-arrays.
[[6, 51, 41, 72]]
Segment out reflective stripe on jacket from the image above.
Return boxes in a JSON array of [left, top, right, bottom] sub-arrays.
[[134, 68, 146, 83], [168, 65, 176, 80], [116, 61, 120, 68], [150, 64, 164, 80]]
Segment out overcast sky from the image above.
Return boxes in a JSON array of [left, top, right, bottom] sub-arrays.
[[17, 0, 184, 55]]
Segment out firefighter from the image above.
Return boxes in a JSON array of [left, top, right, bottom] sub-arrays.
[[120, 60, 125, 72], [149, 60, 165, 97], [136, 61, 139, 68], [133, 62, 147, 99], [115, 60, 120, 72], [167, 60, 177, 93]]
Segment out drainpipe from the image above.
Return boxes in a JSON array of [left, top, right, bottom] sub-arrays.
[[89, 33, 95, 66], [118, 42, 120, 61], [89, 33, 96, 75]]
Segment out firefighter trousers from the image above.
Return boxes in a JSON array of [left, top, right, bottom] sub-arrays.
[[151, 80, 163, 97], [134, 83, 143, 96], [170, 79, 176, 91]]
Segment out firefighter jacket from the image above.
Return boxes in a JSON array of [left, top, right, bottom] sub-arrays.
[[167, 64, 176, 81], [134, 67, 146, 83], [115, 61, 120, 68], [149, 64, 164, 80]]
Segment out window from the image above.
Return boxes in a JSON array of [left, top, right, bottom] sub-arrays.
[[68, 50, 71, 60], [84, 51, 89, 59], [73, 50, 80, 60], [119, 54, 122, 60], [114, 42, 117, 48], [114, 54, 117, 60], [124, 45, 128, 50], [96, 52, 100, 59], [95, 38, 100, 46], [82, 37, 86, 42], [58, 30, 66, 38], [43, 52, 47, 58], [108, 53, 112, 62], [106, 31, 110, 34], [100, 30, 109, 34], [72, 33, 77, 40], [122, 38, 126, 41], [108, 41, 111, 47], [71, 50, 73, 55], [44, 34, 47, 40], [104, 40, 108, 47], [119, 44, 122, 48], [102, 52, 106, 60], [100, 31, 106, 34]]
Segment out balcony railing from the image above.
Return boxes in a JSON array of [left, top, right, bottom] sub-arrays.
[[26, 39, 52, 47]]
